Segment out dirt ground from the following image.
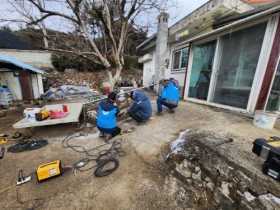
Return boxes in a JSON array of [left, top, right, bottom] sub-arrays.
[[1, 93, 280, 209]]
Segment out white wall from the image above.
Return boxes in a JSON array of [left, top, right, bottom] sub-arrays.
[[37, 74, 44, 95], [142, 52, 156, 86], [165, 42, 188, 89], [0, 72, 22, 100], [0, 49, 53, 68], [0, 71, 44, 100], [31, 74, 40, 99]]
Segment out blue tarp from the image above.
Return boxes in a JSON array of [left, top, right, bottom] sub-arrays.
[[0, 54, 46, 74]]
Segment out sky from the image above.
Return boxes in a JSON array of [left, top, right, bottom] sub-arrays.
[[0, 0, 209, 34]]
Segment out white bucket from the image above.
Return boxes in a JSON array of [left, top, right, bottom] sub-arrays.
[[253, 110, 279, 129], [24, 108, 41, 121]]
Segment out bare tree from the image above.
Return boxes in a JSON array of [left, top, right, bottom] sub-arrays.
[[28, 0, 175, 89], [0, 0, 49, 48], [0, 0, 175, 89]]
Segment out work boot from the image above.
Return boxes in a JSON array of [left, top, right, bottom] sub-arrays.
[[169, 109, 175, 114], [138, 121, 147, 125], [105, 133, 112, 143], [99, 132, 105, 138], [155, 112, 163, 116]]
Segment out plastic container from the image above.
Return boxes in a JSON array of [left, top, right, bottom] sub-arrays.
[[62, 105, 68, 112], [0, 87, 10, 92], [24, 108, 41, 121], [103, 86, 110, 95], [253, 110, 279, 129]]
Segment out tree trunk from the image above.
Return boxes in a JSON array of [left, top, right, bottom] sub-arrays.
[[40, 23, 49, 48], [38, 0, 49, 48], [106, 65, 122, 91]]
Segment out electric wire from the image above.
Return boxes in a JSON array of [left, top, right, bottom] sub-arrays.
[[16, 185, 45, 209], [62, 133, 125, 177], [0, 184, 16, 194], [7, 138, 48, 153]]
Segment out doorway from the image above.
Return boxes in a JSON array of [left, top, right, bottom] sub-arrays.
[[188, 40, 216, 100], [211, 22, 267, 109], [19, 70, 33, 100]]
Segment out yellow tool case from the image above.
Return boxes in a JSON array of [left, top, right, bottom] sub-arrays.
[[252, 136, 280, 161], [36, 160, 62, 181]]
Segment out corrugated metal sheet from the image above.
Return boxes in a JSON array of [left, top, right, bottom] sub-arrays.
[[0, 54, 46, 74]]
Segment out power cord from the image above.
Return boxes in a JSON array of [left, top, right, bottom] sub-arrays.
[[62, 133, 125, 177], [7, 138, 48, 153], [17, 169, 36, 185], [16, 185, 45, 209]]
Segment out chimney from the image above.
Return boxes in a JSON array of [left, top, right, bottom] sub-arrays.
[[155, 12, 169, 92]]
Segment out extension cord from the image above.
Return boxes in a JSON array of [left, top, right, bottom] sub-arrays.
[[16, 176, 31, 185]]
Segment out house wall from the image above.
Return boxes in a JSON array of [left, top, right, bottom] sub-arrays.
[[0, 49, 53, 68], [0, 71, 22, 100], [166, 43, 188, 86], [142, 52, 156, 87], [0, 71, 44, 100], [31, 74, 40, 99], [37, 74, 44, 95], [183, 14, 279, 113]]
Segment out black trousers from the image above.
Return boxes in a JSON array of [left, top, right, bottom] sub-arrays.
[[128, 112, 145, 123], [98, 126, 121, 137]]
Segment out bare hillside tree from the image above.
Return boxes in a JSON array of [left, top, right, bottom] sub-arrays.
[[25, 0, 173, 89], [0, 0, 49, 48]]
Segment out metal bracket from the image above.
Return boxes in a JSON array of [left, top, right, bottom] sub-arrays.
[[260, 146, 270, 159]]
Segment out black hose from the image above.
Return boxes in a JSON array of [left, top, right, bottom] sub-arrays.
[[94, 157, 119, 177], [62, 134, 124, 177], [7, 138, 48, 153]]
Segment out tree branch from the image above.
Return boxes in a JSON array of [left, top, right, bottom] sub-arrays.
[[46, 47, 103, 65], [28, 0, 79, 23]]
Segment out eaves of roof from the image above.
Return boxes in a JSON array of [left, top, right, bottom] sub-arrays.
[[213, 2, 280, 28], [0, 54, 46, 74], [179, 4, 280, 45], [136, 33, 157, 51]]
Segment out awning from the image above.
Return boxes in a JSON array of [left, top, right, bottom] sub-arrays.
[[0, 54, 46, 74]]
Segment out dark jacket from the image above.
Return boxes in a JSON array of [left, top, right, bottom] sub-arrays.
[[97, 101, 119, 129], [127, 91, 152, 121]]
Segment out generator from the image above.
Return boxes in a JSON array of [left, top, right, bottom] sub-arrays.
[[35, 110, 50, 121], [36, 160, 62, 181]]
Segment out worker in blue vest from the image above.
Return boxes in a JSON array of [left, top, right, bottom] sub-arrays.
[[97, 92, 120, 142], [156, 78, 180, 115], [127, 91, 152, 125]]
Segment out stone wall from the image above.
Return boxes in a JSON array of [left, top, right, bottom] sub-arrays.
[[168, 132, 280, 209], [0, 49, 52, 68]]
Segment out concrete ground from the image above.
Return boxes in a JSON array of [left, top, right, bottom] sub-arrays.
[[0, 94, 280, 209]]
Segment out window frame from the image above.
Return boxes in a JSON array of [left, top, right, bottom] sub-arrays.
[[172, 47, 189, 71]]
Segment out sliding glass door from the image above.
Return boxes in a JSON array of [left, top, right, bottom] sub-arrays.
[[211, 22, 267, 109], [188, 40, 216, 100], [266, 58, 280, 111]]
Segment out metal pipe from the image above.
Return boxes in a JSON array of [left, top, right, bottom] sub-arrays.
[[82, 82, 159, 129], [83, 82, 159, 105], [83, 102, 87, 130]]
